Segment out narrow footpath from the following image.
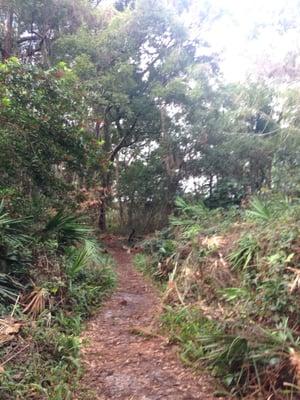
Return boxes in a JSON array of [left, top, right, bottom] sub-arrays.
[[76, 238, 226, 400]]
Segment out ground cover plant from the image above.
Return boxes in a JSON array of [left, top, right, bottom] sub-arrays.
[[0, 204, 115, 399], [138, 195, 300, 398]]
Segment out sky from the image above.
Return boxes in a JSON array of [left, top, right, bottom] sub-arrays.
[[186, 0, 300, 81]]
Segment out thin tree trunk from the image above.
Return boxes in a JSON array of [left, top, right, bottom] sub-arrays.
[[266, 157, 273, 189], [2, 7, 14, 60], [98, 201, 106, 231], [95, 120, 101, 139], [98, 173, 110, 231], [115, 155, 124, 225], [209, 175, 213, 198], [160, 106, 180, 214], [98, 112, 112, 231]]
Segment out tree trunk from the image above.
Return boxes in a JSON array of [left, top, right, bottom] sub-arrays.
[[128, 200, 134, 228], [95, 119, 101, 139], [209, 174, 213, 198], [98, 173, 110, 231], [160, 106, 181, 214], [2, 7, 14, 60], [115, 155, 124, 225], [98, 201, 106, 231], [265, 157, 273, 189], [98, 113, 112, 231]]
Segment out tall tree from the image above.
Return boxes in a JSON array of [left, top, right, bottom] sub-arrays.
[[0, 0, 94, 64], [53, 0, 209, 229]]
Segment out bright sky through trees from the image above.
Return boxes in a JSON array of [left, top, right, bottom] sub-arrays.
[[188, 0, 300, 81]]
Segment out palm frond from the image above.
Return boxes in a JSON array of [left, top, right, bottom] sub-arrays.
[[0, 273, 23, 303], [0, 200, 31, 248], [228, 235, 259, 270], [43, 211, 93, 247], [23, 287, 49, 317], [66, 239, 106, 280], [246, 197, 272, 222]]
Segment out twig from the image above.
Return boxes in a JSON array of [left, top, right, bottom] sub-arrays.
[[11, 295, 20, 317], [174, 281, 185, 306], [1, 344, 30, 367]]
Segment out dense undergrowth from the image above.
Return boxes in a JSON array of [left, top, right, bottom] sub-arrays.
[[136, 194, 300, 399], [0, 202, 115, 399]]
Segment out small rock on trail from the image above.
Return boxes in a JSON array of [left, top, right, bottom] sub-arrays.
[[75, 238, 228, 400]]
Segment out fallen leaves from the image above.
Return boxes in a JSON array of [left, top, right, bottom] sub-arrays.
[[0, 317, 22, 346]]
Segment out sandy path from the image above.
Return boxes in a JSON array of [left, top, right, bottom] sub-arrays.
[[76, 238, 225, 400]]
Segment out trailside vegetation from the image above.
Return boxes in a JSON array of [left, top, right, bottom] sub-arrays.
[[138, 195, 300, 398], [0, 0, 299, 398]]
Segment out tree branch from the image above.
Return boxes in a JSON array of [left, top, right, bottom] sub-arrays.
[[17, 35, 40, 44], [109, 117, 139, 161], [17, 30, 44, 44]]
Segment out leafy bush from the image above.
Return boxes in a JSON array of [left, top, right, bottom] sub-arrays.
[[0, 201, 32, 304], [170, 197, 211, 239]]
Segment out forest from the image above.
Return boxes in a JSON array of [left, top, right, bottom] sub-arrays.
[[0, 0, 299, 399]]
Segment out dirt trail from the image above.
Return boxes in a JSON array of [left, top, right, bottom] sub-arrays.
[[76, 238, 225, 400]]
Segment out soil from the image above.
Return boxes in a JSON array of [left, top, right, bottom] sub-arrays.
[[75, 237, 228, 400]]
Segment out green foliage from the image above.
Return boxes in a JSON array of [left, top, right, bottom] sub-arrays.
[[157, 239, 177, 258], [246, 197, 272, 221], [44, 211, 93, 248], [0, 273, 23, 303], [145, 196, 300, 398], [228, 235, 259, 271], [0, 60, 89, 200], [118, 155, 175, 232], [0, 247, 115, 399], [0, 325, 81, 399], [0, 201, 31, 303], [220, 287, 251, 303], [66, 244, 94, 280], [67, 262, 116, 318], [0, 201, 31, 252], [246, 195, 294, 223], [134, 253, 151, 274], [0, 195, 115, 399], [171, 197, 218, 238], [161, 307, 300, 397], [0, 0, 300, 398], [133, 252, 166, 283], [161, 306, 219, 348]]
